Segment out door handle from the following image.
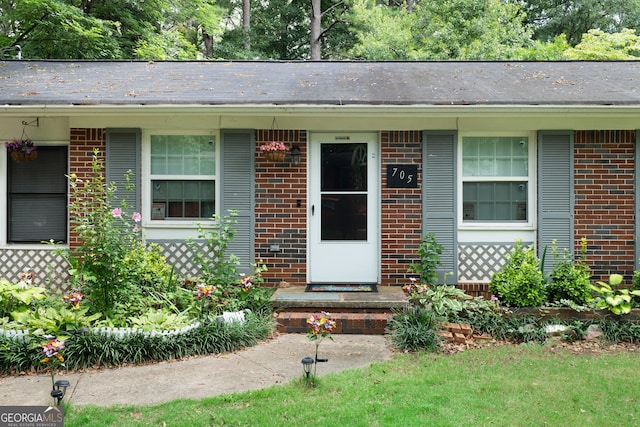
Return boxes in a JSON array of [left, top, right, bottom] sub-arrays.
[[311, 205, 315, 216]]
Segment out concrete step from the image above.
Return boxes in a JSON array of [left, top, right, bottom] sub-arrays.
[[276, 311, 390, 335]]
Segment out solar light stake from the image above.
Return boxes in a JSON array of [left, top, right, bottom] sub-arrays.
[[301, 356, 315, 378], [51, 380, 70, 405]]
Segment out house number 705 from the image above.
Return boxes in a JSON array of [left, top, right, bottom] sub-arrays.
[[386, 164, 418, 188]]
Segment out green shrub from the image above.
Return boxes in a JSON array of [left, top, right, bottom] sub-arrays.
[[407, 232, 444, 285], [387, 307, 442, 351], [0, 276, 46, 318], [490, 240, 545, 307], [591, 274, 640, 315], [187, 212, 241, 289], [546, 238, 592, 305], [58, 151, 176, 317]]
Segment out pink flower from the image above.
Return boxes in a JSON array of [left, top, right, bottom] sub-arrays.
[[111, 208, 122, 218], [132, 212, 141, 222], [132, 225, 139, 233]]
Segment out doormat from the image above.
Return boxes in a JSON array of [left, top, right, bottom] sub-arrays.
[[305, 284, 378, 293]]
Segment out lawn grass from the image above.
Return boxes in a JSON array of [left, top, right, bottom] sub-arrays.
[[65, 344, 640, 427]]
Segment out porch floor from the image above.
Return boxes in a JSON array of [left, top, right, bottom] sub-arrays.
[[271, 286, 408, 334]]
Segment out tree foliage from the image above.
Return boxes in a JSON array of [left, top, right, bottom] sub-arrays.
[[564, 29, 640, 60], [521, 0, 640, 46], [350, 0, 534, 60], [2, 0, 640, 61], [0, 0, 223, 59]]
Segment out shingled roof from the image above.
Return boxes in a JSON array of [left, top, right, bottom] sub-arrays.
[[1, 60, 639, 107]]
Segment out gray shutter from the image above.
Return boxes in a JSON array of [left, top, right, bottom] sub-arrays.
[[423, 131, 457, 284], [105, 129, 141, 213], [538, 131, 573, 273], [221, 130, 255, 275]]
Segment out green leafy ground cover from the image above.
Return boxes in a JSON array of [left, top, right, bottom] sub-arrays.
[[64, 344, 640, 426]]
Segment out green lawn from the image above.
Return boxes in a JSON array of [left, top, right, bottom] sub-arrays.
[[66, 344, 640, 427]]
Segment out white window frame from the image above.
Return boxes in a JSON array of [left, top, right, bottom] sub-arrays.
[[457, 132, 536, 231], [0, 141, 69, 247], [142, 130, 220, 234]]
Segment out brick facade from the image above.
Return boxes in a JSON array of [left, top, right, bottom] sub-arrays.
[[380, 131, 423, 286], [63, 127, 639, 291], [254, 130, 308, 286], [574, 130, 636, 282], [68, 128, 106, 250]]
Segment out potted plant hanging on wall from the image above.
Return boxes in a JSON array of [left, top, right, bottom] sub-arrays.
[[5, 138, 37, 162], [259, 141, 288, 162]]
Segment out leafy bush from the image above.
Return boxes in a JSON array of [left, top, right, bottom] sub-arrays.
[[57, 151, 177, 319], [591, 274, 640, 315], [187, 212, 241, 289], [0, 276, 46, 318], [386, 306, 442, 351], [546, 238, 592, 305], [407, 232, 444, 285], [490, 240, 545, 307], [10, 304, 100, 335]]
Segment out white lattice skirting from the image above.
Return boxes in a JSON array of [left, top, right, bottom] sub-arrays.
[[0, 243, 201, 292], [457, 244, 515, 282], [0, 249, 69, 291]]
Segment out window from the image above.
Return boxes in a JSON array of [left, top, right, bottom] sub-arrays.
[[7, 146, 68, 242], [150, 135, 216, 220], [461, 136, 529, 222]]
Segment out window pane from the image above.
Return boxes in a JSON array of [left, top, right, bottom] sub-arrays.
[[150, 135, 216, 176], [321, 143, 367, 191], [462, 136, 528, 177], [151, 180, 215, 219], [321, 194, 367, 241], [462, 182, 527, 221], [7, 146, 68, 242]]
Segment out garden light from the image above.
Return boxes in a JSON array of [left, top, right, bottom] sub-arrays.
[[51, 379, 70, 405], [301, 356, 314, 378]]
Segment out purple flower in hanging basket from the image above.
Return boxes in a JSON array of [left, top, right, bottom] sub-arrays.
[[4, 138, 36, 154]]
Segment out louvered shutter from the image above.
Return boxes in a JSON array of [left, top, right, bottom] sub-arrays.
[[221, 130, 255, 275], [538, 131, 573, 273], [423, 131, 457, 283], [105, 129, 141, 213]]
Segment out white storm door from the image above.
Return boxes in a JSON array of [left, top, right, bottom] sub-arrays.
[[309, 133, 379, 283]]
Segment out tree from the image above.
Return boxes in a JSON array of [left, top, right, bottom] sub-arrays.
[[522, 0, 640, 46], [564, 28, 640, 60], [350, 0, 535, 60], [0, 0, 122, 59], [0, 0, 224, 59], [212, 0, 354, 60]]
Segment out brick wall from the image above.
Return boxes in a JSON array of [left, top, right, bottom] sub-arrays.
[[380, 131, 423, 286], [574, 130, 636, 281], [255, 130, 307, 286], [68, 128, 106, 250]]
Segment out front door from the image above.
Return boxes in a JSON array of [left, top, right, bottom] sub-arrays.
[[309, 133, 379, 283]]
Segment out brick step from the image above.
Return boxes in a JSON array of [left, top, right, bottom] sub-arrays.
[[276, 311, 390, 335]]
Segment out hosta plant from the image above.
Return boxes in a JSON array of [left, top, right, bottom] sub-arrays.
[[591, 274, 640, 315]]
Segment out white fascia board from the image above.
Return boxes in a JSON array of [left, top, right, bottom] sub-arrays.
[[3, 103, 640, 117]]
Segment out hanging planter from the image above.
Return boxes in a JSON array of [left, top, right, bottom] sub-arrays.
[[259, 141, 288, 163], [263, 150, 286, 162], [5, 138, 37, 162], [10, 150, 37, 162]]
